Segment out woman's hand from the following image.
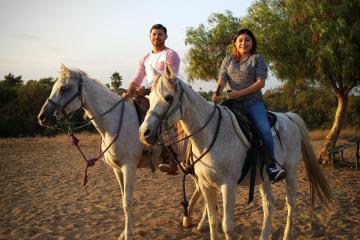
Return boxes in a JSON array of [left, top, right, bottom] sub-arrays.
[[226, 90, 241, 99], [212, 93, 221, 104]]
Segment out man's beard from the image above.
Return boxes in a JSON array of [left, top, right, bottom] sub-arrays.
[[152, 39, 165, 46]]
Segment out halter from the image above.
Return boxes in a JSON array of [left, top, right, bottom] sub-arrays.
[[147, 79, 185, 126], [46, 71, 126, 186], [47, 72, 84, 120], [146, 76, 223, 217]]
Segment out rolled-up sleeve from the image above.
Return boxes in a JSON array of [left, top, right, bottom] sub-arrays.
[[165, 50, 180, 74], [132, 54, 148, 86], [255, 54, 268, 81], [218, 56, 230, 83]]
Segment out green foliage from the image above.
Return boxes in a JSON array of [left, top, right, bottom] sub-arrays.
[[3, 73, 23, 87], [243, 0, 360, 92], [110, 72, 123, 95], [185, 10, 241, 80], [0, 76, 58, 137], [197, 90, 213, 101], [264, 83, 339, 129], [347, 95, 360, 127]]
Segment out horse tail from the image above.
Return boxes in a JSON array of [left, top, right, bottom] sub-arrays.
[[285, 112, 333, 207]]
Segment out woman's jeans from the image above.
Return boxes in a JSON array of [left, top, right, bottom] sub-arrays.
[[221, 99, 275, 164], [245, 100, 275, 160]]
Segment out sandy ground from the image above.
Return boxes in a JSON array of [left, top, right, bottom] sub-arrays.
[[1, 135, 360, 240]]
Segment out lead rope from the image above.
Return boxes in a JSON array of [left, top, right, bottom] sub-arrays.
[[68, 100, 125, 186], [164, 105, 222, 216]]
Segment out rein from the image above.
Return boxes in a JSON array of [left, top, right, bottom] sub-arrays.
[[153, 80, 223, 215], [179, 105, 222, 216], [68, 100, 126, 186], [66, 98, 124, 131], [48, 72, 127, 186]]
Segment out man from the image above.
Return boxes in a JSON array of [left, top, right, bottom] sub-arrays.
[[123, 24, 180, 174], [123, 24, 180, 98]]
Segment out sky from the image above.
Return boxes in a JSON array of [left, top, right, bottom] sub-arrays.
[[0, 0, 281, 91]]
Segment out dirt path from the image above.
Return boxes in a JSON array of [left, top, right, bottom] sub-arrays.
[[0, 136, 359, 239]]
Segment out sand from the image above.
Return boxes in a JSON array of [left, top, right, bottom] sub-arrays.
[[0, 135, 359, 240]]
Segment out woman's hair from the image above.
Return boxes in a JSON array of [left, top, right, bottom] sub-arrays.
[[231, 28, 257, 62]]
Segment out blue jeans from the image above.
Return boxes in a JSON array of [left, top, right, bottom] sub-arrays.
[[245, 100, 275, 160]]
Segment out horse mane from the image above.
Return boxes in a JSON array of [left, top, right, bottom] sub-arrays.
[[58, 67, 121, 99], [153, 73, 201, 106]]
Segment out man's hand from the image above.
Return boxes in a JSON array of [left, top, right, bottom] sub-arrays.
[[136, 86, 146, 97], [121, 91, 132, 100]]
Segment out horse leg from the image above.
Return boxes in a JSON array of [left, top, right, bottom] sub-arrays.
[[259, 182, 274, 240], [197, 204, 208, 232], [283, 174, 296, 240], [183, 183, 202, 228], [221, 184, 236, 240], [199, 183, 219, 240], [120, 165, 136, 240], [113, 169, 126, 240]]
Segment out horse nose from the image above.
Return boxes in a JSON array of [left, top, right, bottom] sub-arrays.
[[38, 113, 45, 123], [140, 128, 155, 145], [143, 128, 151, 140]]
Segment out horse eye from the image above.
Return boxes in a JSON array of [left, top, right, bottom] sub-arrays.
[[164, 95, 173, 103], [60, 85, 68, 93]]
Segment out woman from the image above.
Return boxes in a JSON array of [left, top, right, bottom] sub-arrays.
[[212, 28, 286, 183]]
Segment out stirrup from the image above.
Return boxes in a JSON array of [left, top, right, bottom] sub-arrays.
[[159, 164, 178, 175]]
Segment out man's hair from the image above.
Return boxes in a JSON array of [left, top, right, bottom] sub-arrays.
[[150, 24, 167, 35]]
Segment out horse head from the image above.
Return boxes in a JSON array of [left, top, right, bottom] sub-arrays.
[[140, 64, 184, 145], [38, 64, 84, 127]]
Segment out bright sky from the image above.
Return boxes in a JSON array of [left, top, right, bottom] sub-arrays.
[[0, 0, 280, 91]]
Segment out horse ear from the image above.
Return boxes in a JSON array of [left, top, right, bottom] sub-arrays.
[[60, 63, 71, 77], [149, 66, 160, 82], [165, 64, 174, 81]]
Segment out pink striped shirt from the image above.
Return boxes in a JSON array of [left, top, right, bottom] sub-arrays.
[[132, 48, 180, 87]]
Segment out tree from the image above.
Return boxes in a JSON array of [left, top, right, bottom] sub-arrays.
[[243, 0, 360, 163], [3, 73, 23, 87], [110, 72, 123, 94], [185, 10, 242, 81], [264, 82, 337, 129]]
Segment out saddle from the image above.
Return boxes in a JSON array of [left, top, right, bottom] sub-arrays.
[[133, 95, 178, 173], [221, 99, 281, 203], [133, 96, 150, 125]]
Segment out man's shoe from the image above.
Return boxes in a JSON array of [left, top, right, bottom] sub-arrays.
[[159, 163, 178, 175], [267, 167, 286, 184]]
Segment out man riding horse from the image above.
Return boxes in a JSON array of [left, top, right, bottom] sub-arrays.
[[123, 23, 180, 175]]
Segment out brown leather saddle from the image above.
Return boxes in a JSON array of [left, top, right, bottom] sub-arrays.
[[133, 96, 150, 124], [133, 95, 178, 173]]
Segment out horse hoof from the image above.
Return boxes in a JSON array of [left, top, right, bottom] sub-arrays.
[[183, 216, 192, 228], [118, 231, 125, 240], [196, 224, 208, 232]]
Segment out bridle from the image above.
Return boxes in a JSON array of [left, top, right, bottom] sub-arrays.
[[147, 78, 220, 149], [146, 79, 185, 136], [46, 72, 84, 120], [46, 72, 124, 128], [146, 76, 223, 217], [45, 71, 126, 186]]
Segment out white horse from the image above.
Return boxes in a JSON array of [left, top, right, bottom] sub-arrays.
[[37, 64, 192, 240], [139, 65, 333, 240]]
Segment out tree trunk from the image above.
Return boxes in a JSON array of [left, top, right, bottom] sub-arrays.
[[317, 94, 349, 164]]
